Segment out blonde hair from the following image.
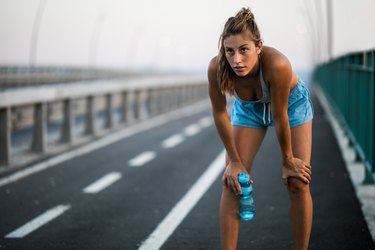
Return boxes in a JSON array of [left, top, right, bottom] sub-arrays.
[[217, 8, 262, 95]]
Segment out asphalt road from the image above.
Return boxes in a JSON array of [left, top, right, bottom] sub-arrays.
[[0, 89, 374, 250]]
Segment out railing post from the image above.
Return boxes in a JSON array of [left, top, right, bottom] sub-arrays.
[[168, 87, 174, 110], [187, 85, 193, 104], [121, 92, 128, 123], [147, 88, 155, 116], [173, 86, 179, 109], [0, 107, 11, 166], [164, 88, 170, 111], [181, 85, 188, 105], [127, 91, 136, 122], [154, 89, 162, 114], [85, 96, 97, 136], [140, 89, 148, 119], [161, 88, 168, 113], [179, 85, 185, 106], [31, 102, 47, 153], [61, 99, 75, 144], [134, 90, 141, 120], [105, 94, 113, 129]]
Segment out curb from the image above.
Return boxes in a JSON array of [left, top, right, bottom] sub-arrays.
[[314, 84, 375, 241]]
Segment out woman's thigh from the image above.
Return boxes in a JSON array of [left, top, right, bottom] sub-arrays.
[[228, 125, 267, 173], [291, 121, 312, 165]]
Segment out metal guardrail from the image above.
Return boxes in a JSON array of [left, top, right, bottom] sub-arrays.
[[313, 49, 375, 183], [0, 76, 208, 170], [0, 65, 148, 89]]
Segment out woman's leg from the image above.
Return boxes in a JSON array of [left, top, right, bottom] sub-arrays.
[[289, 121, 313, 250], [220, 126, 267, 250]]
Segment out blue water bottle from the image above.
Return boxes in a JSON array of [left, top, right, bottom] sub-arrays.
[[238, 172, 255, 221]]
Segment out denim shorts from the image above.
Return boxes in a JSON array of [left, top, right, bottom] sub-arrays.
[[230, 79, 314, 128]]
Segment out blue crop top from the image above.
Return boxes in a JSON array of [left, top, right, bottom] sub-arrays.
[[233, 63, 271, 103]]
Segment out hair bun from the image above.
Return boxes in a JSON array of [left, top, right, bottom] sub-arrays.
[[240, 7, 254, 21]]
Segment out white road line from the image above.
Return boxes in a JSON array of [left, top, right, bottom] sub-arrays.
[[138, 150, 225, 250], [162, 116, 212, 149], [129, 151, 156, 167], [161, 134, 185, 149], [0, 100, 210, 188], [5, 204, 71, 238], [183, 124, 201, 136], [198, 116, 213, 128], [83, 172, 122, 194]]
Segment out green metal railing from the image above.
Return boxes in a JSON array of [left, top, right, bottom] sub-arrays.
[[313, 49, 375, 183]]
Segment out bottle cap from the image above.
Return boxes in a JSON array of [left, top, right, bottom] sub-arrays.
[[238, 172, 250, 183]]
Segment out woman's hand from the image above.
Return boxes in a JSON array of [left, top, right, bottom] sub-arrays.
[[282, 157, 311, 185], [222, 161, 248, 195]]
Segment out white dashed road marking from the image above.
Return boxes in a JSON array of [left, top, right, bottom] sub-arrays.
[[5, 204, 71, 238], [161, 134, 185, 149], [2, 109, 215, 241], [183, 124, 201, 136], [83, 172, 122, 194], [198, 116, 213, 128], [129, 151, 157, 167]]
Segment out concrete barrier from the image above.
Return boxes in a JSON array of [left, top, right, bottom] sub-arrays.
[[0, 76, 208, 171]]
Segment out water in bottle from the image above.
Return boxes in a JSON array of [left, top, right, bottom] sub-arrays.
[[238, 172, 255, 221]]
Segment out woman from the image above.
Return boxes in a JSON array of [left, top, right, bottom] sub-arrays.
[[207, 8, 313, 250]]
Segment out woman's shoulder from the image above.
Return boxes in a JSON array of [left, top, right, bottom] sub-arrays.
[[262, 46, 295, 86], [262, 46, 292, 75], [208, 56, 218, 72], [262, 46, 291, 67], [207, 56, 218, 82]]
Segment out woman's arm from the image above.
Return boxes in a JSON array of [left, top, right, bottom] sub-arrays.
[[207, 57, 246, 194], [268, 56, 311, 185]]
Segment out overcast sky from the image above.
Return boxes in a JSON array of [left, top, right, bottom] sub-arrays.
[[0, 0, 374, 73]]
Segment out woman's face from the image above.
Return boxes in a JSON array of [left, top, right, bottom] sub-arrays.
[[223, 32, 261, 77]]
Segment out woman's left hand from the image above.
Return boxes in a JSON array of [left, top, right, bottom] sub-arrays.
[[282, 157, 311, 185]]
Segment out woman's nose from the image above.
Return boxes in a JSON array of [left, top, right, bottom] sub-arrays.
[[233, 53, 241, 64]]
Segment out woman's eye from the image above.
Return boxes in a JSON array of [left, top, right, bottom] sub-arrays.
[[240, 47, 249, 53], [225, 49, 234, 54]]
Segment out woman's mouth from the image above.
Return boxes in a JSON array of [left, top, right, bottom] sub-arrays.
[[234, 66, 246, 72]]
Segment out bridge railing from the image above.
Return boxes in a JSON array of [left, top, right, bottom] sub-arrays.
[[313, 49, 375, 183], [0, 66, 135, 88], [0, 76, 208, 171]]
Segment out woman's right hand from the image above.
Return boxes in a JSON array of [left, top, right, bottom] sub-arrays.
[[222, 161, 247, 195], [282, 157, 311, 185]]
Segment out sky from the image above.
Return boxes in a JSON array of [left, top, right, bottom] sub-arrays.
[[0, 0, 374, 73]]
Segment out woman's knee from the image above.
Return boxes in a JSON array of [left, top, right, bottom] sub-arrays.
[[287, 177, 310, 196]]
